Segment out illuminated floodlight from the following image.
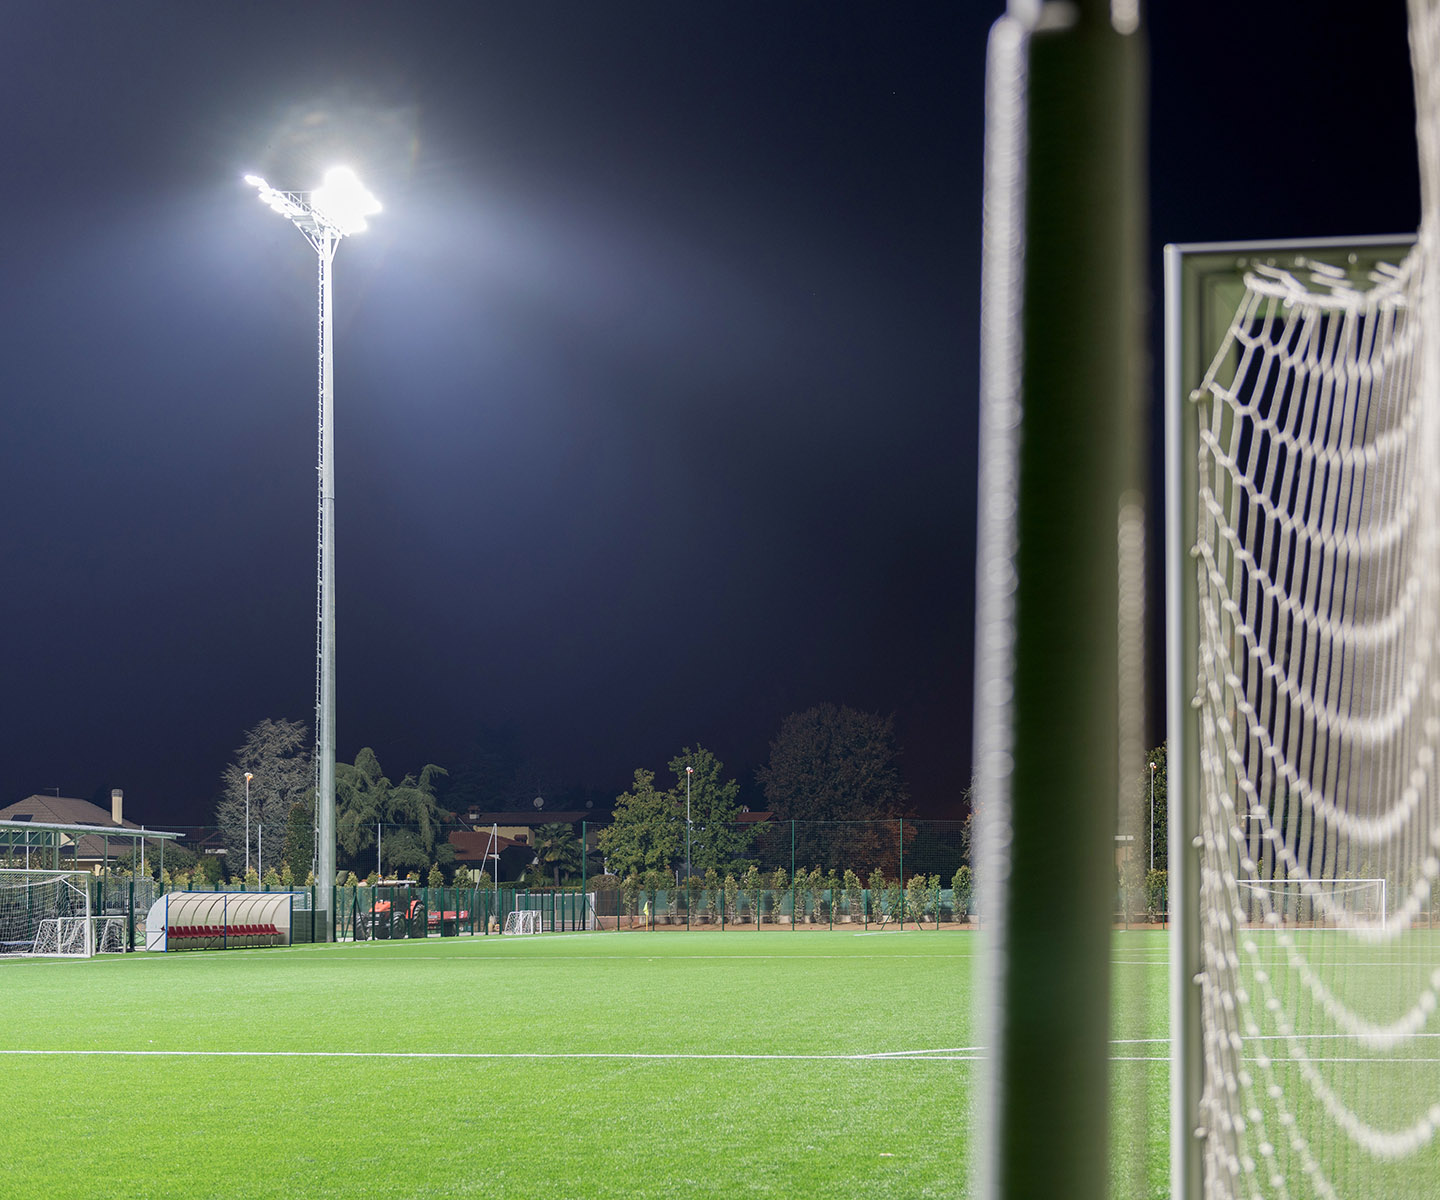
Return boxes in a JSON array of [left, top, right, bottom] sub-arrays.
[[312, 167, 382, 235], [243, 167, 380, 240], [241, 164, 382, 936]]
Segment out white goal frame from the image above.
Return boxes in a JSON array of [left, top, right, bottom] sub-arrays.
[[1164, 235, 1417, 1199], [0, 868, 95, 958], [502, 910, 541, 936]]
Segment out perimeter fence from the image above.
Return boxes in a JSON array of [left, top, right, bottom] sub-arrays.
[[8, 819, 989, 950]]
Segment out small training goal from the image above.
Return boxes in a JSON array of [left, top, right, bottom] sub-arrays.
[[0, 869, 95, 958], [502, 910, 541, 936]]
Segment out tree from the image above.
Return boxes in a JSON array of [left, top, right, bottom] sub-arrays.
[[335, 749, 452, 877], [532, 823, 582, 887], [596, 769, 681, 878], [668, 746, 752, 873], [952, 865, 974, 922], [757, 704, 910, 872], [284, 802, 312, 883], [216, 719, 313, 875], [1145, 744, 1168, 872], [115, 842, 196, 878]]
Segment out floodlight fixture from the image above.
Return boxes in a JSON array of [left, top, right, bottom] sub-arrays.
[[243, 166, 381, 938], [312, 167, 382, 235]]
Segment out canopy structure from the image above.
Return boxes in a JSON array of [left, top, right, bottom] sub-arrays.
[[0, 818, 182, 872], [145, 891, 309, 952]]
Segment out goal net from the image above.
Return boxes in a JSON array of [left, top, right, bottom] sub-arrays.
[[1170, 4, 1440, 1185], [0, 869, 93, 958], [502, 910, 541, 936]]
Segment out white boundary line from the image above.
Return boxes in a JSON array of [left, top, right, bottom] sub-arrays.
[[0, 1048, 973, 1062], [5, 1042, 1437, 1065]]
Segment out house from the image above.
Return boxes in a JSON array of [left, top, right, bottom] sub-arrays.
[[446, 828, 532, 882], [0, 790, 159, 873], [457, 812, 602, 849]]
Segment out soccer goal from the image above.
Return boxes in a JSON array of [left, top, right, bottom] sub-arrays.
[[502, 910, 541, 936], [0, 869, 94, 958], [1234, 878, 1388, 931], [1168, 226, 1439, 1198]]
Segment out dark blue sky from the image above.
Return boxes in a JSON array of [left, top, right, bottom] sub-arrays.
[[0, 3, 1420, 826]]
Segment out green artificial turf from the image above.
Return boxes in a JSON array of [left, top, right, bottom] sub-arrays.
[[0, 930, 1171, 1199]]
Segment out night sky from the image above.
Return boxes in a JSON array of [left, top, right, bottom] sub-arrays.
[[0, 3, 1422, 829]]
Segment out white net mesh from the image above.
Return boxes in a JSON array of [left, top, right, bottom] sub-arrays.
[[95, 916, 126, 954], [0, 870, 92, 957], [1191, 9, 1440, 1189], [502, 910, 541, 936]]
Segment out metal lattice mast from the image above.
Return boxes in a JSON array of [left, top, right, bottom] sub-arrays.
[[244, 169, 379, 936], [315, 227, 337, 915]]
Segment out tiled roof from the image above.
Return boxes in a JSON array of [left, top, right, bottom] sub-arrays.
[[0, 794, 138, 830], [448, 830, 528, 861]]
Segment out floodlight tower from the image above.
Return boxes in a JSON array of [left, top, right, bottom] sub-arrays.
[[244, 167, 380, 937]]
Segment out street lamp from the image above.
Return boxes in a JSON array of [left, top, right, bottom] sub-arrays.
[[244, 167, 380, 936], [1149, 759, 1158, 871], [244, 770, 254, 880], [685, 765, 694, 884]]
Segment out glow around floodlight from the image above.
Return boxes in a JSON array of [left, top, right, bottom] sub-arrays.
[[311, 166, 381, 236], [243, 173, 267, 188]]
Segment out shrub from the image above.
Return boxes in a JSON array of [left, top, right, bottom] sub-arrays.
[[768, 868, 788, 921], [904, 872, 931, 925], [1145, 869, 1168, 923], [868, 868, 888, 919], [951, 865, 974, 921], [723, 873, 739, 921], [806, 866, 826, 922], [428, 863, 445, 889], [740, 866, 761, 919]]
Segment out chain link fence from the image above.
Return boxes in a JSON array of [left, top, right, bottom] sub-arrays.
[[38, 819, 989, 948]]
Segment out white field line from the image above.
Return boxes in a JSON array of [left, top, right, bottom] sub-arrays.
[[0, 1048, 977, 1063], [270, 945, 980, 962], [4, 1047, 1433, 1066]]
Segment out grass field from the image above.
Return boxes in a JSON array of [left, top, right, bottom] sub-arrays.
[[1, 930, 1171, 1199]]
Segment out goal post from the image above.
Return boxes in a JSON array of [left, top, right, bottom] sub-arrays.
[[1166, 233, 1437, 1198], [973, 5, 1146, 1200], [0, 869, 94, 958]]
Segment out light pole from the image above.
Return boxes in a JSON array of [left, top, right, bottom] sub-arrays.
[[685, 765, 693, 884], [1149, 759, 1158, 871], [245, 167, 380, 936], [244, 770, 254, 880]]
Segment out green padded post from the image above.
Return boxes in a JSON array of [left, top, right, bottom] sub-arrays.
[[978, 4, 1145, 1200]]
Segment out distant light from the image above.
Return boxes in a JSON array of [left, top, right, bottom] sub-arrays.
[[311, 166, 381, 236], [243, 173, 267, 188]]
